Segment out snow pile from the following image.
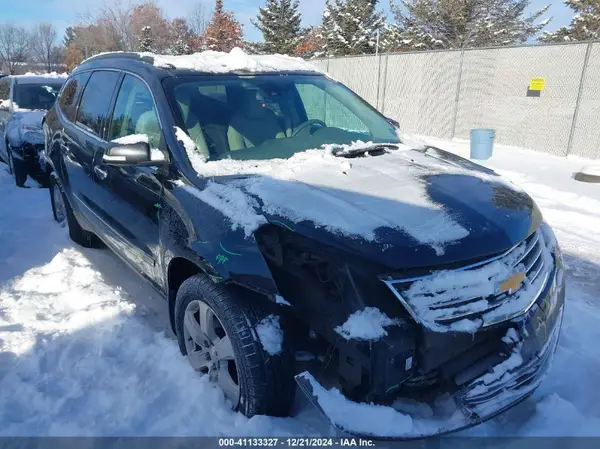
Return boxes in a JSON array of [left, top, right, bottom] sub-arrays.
[[335, 307, 400, 341], [140, 47, 323, 75], [255, 315, 283, 356], [182, 143, 487, 253], [298, 372, 414, 437]]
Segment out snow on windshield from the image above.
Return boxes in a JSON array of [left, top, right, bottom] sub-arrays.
[[141, 47, 324, 74]]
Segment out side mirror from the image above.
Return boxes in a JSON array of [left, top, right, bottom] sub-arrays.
[[103, 142, 151, 166], [386, 117, 400, 128]]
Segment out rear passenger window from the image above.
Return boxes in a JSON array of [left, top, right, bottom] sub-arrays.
[[76, 71, 120, 137], [58, 72, 91, 122]]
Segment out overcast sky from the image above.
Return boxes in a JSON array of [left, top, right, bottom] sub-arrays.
[[4, 0, 571, 44]]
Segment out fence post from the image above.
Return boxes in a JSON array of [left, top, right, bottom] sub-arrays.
[[376, 54, 384, 110], [451, 48, 466, 139], [379, 54, 389, 115], [566, 42, 592, 157]]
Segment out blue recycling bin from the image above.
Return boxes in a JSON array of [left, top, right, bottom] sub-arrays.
[[470, 128, 496, 160]]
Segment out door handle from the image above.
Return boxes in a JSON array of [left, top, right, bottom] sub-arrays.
[[94, 166, 108, 180]]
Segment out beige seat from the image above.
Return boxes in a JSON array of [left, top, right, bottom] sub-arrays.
[[135, 110, 161, 149], [227, 89, 285, 151]]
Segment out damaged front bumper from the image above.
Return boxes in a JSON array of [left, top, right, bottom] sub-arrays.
[[295, 267, 565, 439]]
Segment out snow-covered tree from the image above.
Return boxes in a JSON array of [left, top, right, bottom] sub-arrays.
[[390, 0, 551, 50], [253, 0, 302, 55], [539, 0, 600, 42], [320, 0, 386, 56], [169, 18, 193, 55], [139, 26, 154, 52], [204, 0, 244, 52]]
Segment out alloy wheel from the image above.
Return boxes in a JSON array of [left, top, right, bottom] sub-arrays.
[[53, 185, 67, 223], [183, 299, 240, 407]]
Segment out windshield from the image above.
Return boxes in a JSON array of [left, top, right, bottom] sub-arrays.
[[13, 82, 64, 110], [166, 75, 400, 161]]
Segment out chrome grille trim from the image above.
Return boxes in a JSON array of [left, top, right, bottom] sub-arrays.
[[381, 228, 555, 332]]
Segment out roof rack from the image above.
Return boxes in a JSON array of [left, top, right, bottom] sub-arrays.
[[82, 52, 175, 69]]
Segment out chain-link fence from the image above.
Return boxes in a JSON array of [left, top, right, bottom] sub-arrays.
[[314, 41, 600, 159]]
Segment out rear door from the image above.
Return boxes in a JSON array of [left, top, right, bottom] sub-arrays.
[[90, 73, 166, 284], [62, 70, 122, 228], [48, 72, 91, 179]]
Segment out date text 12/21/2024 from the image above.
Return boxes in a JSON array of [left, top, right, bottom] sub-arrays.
[[218, 438, 376, 447]]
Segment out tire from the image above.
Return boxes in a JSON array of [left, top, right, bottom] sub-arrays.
[[50, 176, 104, 248], [175, 274, 296, 418], [8, 148, 27, 187]]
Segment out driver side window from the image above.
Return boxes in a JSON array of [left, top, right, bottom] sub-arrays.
[[109, 74, 162, 152], [296, 83, 368, 134]]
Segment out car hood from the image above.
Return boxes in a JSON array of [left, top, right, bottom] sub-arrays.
[[7, 110, 46, 146], [192, 146, 542, 270]]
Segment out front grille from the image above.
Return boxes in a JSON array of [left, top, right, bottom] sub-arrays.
[[381, 228, 554, 332]]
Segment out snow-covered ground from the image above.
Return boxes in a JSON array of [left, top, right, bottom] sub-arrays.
[[1, 137, 599, 437]]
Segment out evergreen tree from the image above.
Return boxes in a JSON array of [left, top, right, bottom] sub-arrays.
[[204, 0, 244, 52], [390, 0, 551, 50], [320, 0, 386, 56], [63, 27, 77, 48], [169, 18, 193, 55], [253, 0, 302, 54], [539, 0, 600, 42], [139, 26, 154, 52]]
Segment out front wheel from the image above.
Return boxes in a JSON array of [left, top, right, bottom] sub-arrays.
[[175, 274, 296, 418]]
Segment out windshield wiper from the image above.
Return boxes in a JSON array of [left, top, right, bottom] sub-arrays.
[[333, 143, 399, 158]]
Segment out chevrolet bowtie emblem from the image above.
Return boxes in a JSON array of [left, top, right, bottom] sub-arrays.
[[498, 272, 526, 294]]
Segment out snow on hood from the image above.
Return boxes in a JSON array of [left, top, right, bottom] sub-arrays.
[[180, 141, 519, 254], [133, 47, 324, 75], [7, 110, 46, 146]]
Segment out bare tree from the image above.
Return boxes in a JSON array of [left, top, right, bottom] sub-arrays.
[[31, 23, 59, 72], [78, 0, 135, 51], [189, 2, 209, 36], [0, 24, 31, 75]]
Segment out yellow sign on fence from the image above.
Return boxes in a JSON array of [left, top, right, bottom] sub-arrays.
[[529, 78, 546, 91]]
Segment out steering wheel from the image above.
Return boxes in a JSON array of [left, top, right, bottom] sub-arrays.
[[292, 119, 327, 137]]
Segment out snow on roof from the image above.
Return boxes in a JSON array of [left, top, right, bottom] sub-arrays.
[[139, 47, 324, 74], [15, 72, 68, 79]]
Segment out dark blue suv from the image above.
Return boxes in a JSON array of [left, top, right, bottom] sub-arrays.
[[43, 51, 565, 438]]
